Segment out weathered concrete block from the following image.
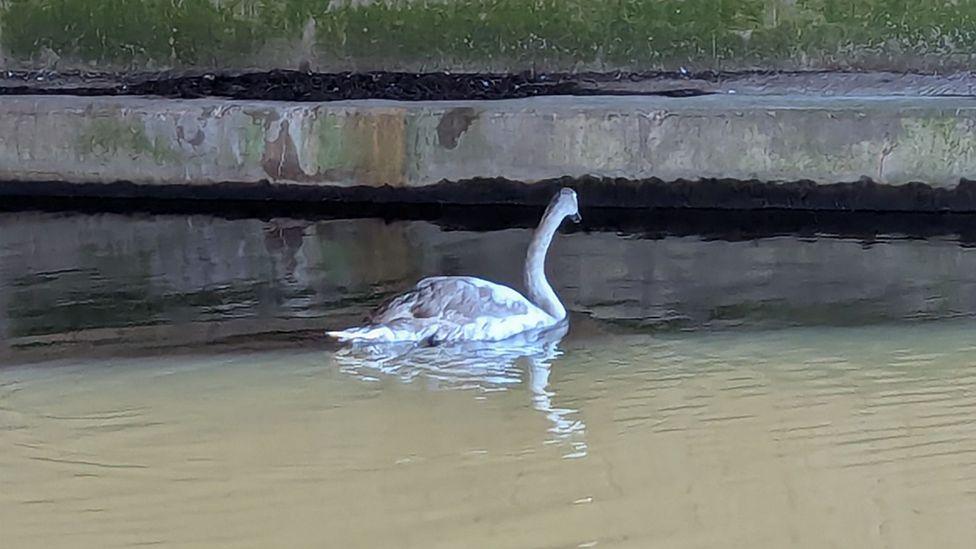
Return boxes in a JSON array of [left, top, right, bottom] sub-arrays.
[[2, 96, 976, 193]]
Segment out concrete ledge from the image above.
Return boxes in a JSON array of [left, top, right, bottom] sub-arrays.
[[3, 95, 976, 207]]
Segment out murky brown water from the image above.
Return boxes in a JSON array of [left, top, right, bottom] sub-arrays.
[[2, 211, 976, 547]]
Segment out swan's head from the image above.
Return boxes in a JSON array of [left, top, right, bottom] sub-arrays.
[[549, 188, 581, 223]]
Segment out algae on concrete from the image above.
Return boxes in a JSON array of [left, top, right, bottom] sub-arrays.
[[77, 118, 180, 164], [7, 94, 976, 192], [4, 1, 976, 72]]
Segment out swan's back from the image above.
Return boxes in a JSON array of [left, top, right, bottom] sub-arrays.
[[371, 277, 530, 322], [329, 276, 555, 343]]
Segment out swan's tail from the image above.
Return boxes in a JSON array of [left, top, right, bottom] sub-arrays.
[[326, 325, 396, 343]]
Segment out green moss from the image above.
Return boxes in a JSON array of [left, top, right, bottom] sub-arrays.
[[900, 116, 976, 175], [4, 1, 976, 70], [78, 118, 179, 164], [239, 115, 268, 164], [313, 111, 350, 172]]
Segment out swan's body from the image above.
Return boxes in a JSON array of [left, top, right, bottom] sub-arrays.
[[332, 276, 556, 343], [327, 188, 580, 344]]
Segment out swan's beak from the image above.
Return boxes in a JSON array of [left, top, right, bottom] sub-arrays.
[[571, 212, 582, 224]]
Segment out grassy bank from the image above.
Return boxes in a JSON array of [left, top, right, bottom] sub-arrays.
[[3, 1, 976, 71]]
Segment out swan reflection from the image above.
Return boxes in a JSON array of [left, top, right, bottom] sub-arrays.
[[332, 324, 586, 456]]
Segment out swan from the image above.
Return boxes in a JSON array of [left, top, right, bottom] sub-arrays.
[[326, 188, 581, 344]]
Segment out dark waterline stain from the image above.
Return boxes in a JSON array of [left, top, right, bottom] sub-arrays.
[[8, 176, 976, 212], [6, 182, 976, 243]]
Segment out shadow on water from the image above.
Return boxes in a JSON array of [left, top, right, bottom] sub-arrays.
[[10, 194, 976, 242], [6, 208, 976, 363], [333, 323, 587, 456]]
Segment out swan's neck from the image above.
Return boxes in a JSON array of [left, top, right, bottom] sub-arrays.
[[524, 206, 567, 321]]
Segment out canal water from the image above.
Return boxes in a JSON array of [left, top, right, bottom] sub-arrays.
[[2, 210, 976, 548]]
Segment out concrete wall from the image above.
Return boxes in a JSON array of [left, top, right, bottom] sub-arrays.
[[3, 95, 976, 193], [3, 1, 976, 72]]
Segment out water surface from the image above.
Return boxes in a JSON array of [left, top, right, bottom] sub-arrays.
[[2, 211, 976, 548]]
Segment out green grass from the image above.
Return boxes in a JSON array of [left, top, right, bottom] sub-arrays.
[[4, 0, 976, 70]]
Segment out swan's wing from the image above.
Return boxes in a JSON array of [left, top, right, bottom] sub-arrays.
[[368, 276, 537, 325]]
